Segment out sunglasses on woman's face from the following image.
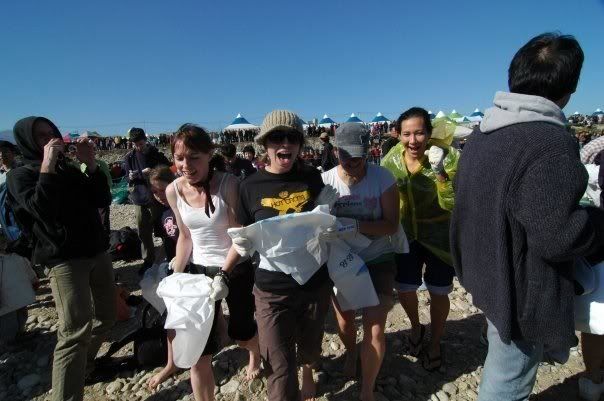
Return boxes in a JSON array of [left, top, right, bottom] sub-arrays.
[[266, 130, 301, 144]]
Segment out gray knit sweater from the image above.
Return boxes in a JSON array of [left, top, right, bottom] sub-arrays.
[[451, 92, 604, 348]]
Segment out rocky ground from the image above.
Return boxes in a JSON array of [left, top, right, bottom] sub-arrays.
[[0, 177, 589, 401]]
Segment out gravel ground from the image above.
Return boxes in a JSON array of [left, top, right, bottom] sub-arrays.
[[0, 154, 589, 401]]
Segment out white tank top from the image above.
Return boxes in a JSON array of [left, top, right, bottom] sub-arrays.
[[174, 174, 233, 267]]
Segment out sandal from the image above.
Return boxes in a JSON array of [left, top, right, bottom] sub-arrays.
[[407, 325, 426, 357], [421, 346, 442, 372]]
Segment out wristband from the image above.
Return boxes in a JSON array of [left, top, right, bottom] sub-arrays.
[[216, 270, 230, 287]]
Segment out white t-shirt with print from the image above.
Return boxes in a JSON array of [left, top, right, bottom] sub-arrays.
[[321, 164, 396, 263]]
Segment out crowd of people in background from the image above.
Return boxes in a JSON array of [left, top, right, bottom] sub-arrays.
[[3, 32, 604, 401]]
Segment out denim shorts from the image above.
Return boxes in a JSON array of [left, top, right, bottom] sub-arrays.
[[394, 241, 455, 295]]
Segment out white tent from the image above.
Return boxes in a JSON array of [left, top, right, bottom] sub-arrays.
[[346, 113, 364, 124], [224, 114, 259, 131], [468, 108, 484, 122], [434, 111, 446, 119]]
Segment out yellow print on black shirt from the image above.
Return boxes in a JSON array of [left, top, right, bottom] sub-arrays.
[[261, 190, 310, 215]]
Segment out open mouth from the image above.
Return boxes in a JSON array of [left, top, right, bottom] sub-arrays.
[[276, 152, 293, 161]]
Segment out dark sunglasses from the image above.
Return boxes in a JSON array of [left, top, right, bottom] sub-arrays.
[[266, 130, 301, 144]]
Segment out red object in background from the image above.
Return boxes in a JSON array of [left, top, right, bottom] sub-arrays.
[[115, 285, 131, 321]]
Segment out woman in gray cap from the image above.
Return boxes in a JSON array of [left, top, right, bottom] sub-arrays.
[[228, 110, 333, 401], [320, 122, 400, 401]]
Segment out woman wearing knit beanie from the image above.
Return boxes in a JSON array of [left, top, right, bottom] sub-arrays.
[[226, 110, 332, 401]]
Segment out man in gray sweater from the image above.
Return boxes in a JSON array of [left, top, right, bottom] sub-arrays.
[[451, 33, 604, 400]]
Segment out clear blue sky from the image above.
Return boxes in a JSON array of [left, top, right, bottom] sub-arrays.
[[1, 0, 603, 135]]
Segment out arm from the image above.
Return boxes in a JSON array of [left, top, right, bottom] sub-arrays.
[[358, 183, 400, 236], [7, 167, 62, 223], [166, 181, 192, 272], [435, 148, 459, 211], [222, 174, 242, 274], [512, 151, 604, 262]]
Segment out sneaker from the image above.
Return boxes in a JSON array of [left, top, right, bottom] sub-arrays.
[[578, 377, 603, 401]]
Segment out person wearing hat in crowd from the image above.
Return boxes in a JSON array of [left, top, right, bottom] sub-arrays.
[[320, 123, 400, 401], [0, 141, 22, 186], [219, 143, 256, 179], [7, 116, 114, 401], [227, 110, 336, 401], [122, 127, 170, 274], [320, 131, 338, 171]]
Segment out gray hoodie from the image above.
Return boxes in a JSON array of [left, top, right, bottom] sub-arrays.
[[480, 91, 566, 133]]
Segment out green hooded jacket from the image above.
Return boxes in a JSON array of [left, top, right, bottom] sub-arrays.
[[381, 142, 459, 265]]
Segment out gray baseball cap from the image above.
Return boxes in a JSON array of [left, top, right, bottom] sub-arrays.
[[335, 122, 370, 159]]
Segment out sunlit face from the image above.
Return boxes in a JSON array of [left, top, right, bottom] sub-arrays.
[[173, 140, 212, 184], [32, 120, 59, 151], [400, 116, 429, 159], [264, 130, 301, 174], [243, 151, 254, 161], [150, 180, 169, 206]]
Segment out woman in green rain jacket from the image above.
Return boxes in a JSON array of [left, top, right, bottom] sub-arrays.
[[381, 107, 460, 372]]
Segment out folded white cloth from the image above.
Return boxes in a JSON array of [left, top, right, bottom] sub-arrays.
[[156, 273, 215, 368]]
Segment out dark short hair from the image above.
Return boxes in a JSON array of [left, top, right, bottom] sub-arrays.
[[242, 145, 255, 156], [508, 32, 583, 102], [396, 107, 432, 136], [220, 143, 237, 158]]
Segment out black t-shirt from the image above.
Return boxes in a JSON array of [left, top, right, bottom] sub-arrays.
[[237, 163, 329, 292], [153, 204, 179, 261]]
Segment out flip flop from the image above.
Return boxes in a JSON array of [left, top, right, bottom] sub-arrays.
[[407, 325, 425, 357]]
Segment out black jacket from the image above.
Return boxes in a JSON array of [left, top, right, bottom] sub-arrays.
[[321, 141, 338, 171], [7, 117, 112, 266], [123, 145, 170, 205], [451, 121, 604, 348]]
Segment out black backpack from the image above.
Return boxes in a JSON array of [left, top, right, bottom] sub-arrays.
[[108, 227, 142, 261], [97, 300, 167, 368]]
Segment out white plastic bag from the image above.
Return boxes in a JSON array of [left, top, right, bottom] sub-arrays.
[[575, 260, 604, 335], [156, 273, 215, 368], [0, 254, 36, 316], [328, 240, 379, 312], [228, 205, 336, 285], [139, 262, 169, 314], [583, 164, 601, 207]]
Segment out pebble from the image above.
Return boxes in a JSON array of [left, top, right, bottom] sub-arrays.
[[443, 382, 458, 395], [106, 381, 123, 394], [220, 379, 240, 394], [330, 341, 340, 351]]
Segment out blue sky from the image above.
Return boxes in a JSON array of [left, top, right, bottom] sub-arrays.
[[1, 0, 603, 135]]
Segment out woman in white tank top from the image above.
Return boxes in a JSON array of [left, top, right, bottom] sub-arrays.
[[163, 124, 260, 401]]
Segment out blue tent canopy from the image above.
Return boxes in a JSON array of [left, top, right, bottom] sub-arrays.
[[371, 112, 389, 123], [470, 108, 484, 117], [593, 108, 604, 116], [428, 111, 436, 120], [319, 114, 336, 125], [230, 114, 251, 125], [346, 113, 363, 123]]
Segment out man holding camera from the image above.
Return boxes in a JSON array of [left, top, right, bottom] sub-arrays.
[[123, 127, 170, 274], [7, 116, 115, 401]]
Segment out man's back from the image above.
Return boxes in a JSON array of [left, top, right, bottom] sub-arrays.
[[452, 116, 604, 348]]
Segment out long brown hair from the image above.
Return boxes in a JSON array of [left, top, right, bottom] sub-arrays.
[[171, 123, 224, 217]]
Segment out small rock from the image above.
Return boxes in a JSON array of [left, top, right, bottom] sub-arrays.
[[106, 381, 123, 394], [443, 382, 457, 395], [220, 379, 240, 394], [17, 374, 40, 391], [436, 390, 449, 401], [330, 341, 340, 351], [248, 378, 264, 393]]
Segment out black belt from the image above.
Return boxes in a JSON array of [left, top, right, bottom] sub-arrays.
[[187, 263, 221, 277]]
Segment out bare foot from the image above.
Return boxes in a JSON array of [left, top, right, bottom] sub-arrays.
[[147, 364, 178, 390], [245, 349, 261, 381], [342, 348, 358, 377], [300, 365, 316, 401]]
